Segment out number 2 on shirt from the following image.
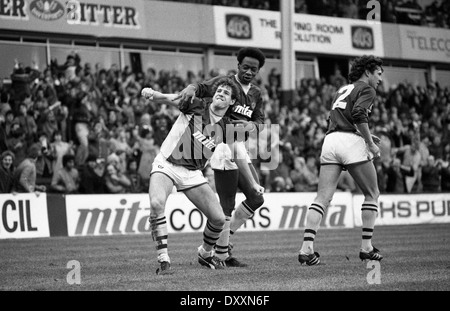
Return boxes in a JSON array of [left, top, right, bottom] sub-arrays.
[[331, 84, 355, 110]]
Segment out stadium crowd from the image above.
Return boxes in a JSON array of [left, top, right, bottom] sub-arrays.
[[162, 0, 450, 29], [0, 51, 449, 195]]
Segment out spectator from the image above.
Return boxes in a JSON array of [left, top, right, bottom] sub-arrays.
[[34, 133, 55, 190], [290, 156, 306, 192], [0, 150, 15, 193], [385, 155, 412, 193], [395, 137, 422, 193], [105, 107, 121, 133], [50, 53, 81, 83], [104, 162, 131, 194], [78, 154, 106, 194], [381, 0, 397, 23], [50, 154, 79, 193], [57, 104, 70, 142], [0, 113, 7, 152], [421, 155, 441, 192], [15, 102, 38, 146], [125, 157, 145, 193], [37, 104, 60, 140], [10, 60, 40, 109], [295, 0, 308, 13], [340, 0, 359, 19], [294, 153, 319, 192], [50, 130, 73, 174], [13, 144, 46, 193], [109, 126, 133, 159], [106, 150, 127, 175], [133, 125, 159, 189], [428, 134, 444, 160], [0, 91, 11, 116], [88, 117, 110, 159], [72, 91, 92, 166], [3, 110, 15, 138], [269, 147, 293, 192], [152, 114, 172, 147], [374, 159, 388, 193], [329, 67, 347, 89], [6, 122, 28, 167], [438, 159, 450, 192], [271, 176, 288, 192]]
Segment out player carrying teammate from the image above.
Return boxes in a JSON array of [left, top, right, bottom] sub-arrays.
[[142, 78, 264, 274], [177, 47, 267, 267]]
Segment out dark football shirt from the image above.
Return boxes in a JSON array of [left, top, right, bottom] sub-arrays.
[[327, 81, 376, 135], [196, 74, 265, 129], [161, 98, 229, 170]]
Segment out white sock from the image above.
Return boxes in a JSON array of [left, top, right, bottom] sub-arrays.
[[198, 245, 213, 259], [230, 202, 254, 233], [215, 217, 231, 260]]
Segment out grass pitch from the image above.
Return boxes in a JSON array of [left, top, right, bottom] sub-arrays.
[[1, 224, 449, 292]]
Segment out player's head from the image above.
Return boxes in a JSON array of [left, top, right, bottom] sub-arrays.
[[211, 77, 238, 110], [236, 47, 266, 84], [348, 55, 383, 88]]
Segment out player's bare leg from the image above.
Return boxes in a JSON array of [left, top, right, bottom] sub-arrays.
[[185, 184, 226, 269], [227, 165, 264, 267], [149, 173, 175, 274], [214, 170, 239, 264], [299, 164, 342, 265], [347, 161, 383, 261]]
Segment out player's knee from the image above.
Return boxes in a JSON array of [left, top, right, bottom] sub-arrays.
[[314, 198, 331, 210], [220, 198, 236, 217], [364, 187, 380, 202], [150, 197, 166, 215], [209, 213, 226, 228], [247, 194, 264, 211]]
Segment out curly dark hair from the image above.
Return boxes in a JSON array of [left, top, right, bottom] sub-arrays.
[[62, 154, 75, 167], [348, 55, 383, 83], [237, 47, 266, 69], [212, 77, 240, 101]]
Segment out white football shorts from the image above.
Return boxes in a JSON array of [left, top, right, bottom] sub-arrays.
[[150, 153, 207, 191], [320, 131, 374, 167]]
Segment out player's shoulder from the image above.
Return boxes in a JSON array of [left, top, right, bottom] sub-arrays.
[[179, 97, 207, 114], [353, 81, 375, 94], [249, 82, 262, 94]]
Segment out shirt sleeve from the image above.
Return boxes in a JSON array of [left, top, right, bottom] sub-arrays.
[[178, 98, 206, 115], [250, 89, 265, 129], [195, 76, 223, 98], [351, 86, 376, 124]]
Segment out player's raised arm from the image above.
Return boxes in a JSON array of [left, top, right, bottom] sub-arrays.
[[141, 87, 181, 108]]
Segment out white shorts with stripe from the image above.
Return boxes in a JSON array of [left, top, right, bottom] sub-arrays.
[[150, 153, 208, 191], [320, 132, 374, 167]]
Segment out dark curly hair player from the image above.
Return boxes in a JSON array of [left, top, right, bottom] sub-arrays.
[[298, 55, 384, 265]]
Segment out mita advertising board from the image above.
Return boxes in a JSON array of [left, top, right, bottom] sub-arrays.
[[63, 192, 354, 237], [1, 192, 450, 239], [213, 6, 384, 57], [0, 0, 146, 38]]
